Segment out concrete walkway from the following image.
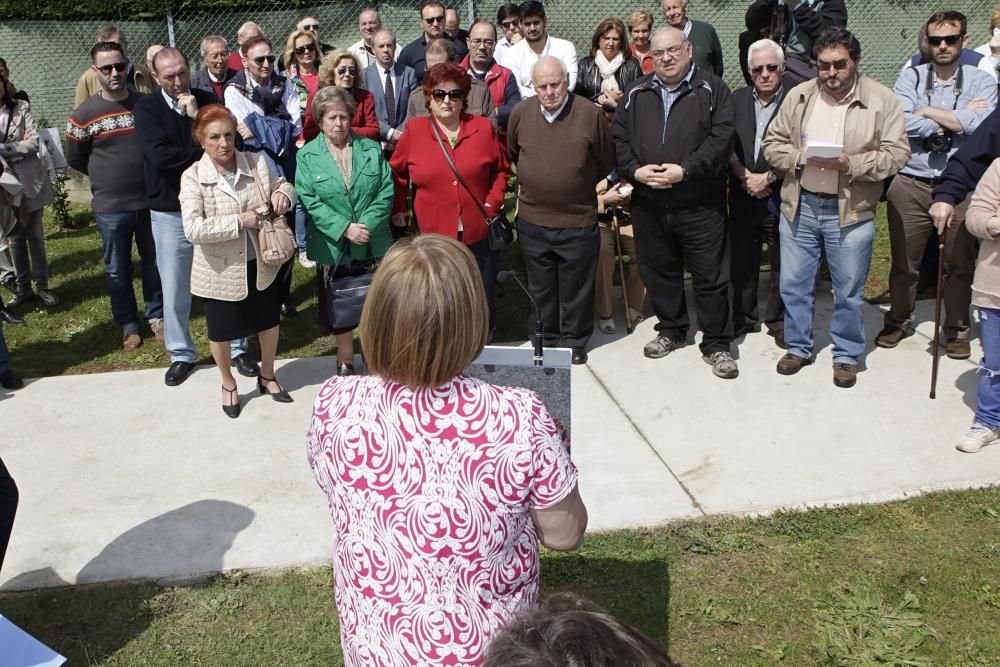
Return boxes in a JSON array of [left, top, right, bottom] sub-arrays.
[[1, 286, 997, 591]]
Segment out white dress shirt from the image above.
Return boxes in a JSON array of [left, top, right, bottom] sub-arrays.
[[349, 39, 401, 70], [504, 34, 578, 98]]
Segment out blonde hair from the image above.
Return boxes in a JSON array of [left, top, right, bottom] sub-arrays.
[[360, 234, 488, 388], [283, 29, 317, 72], [627, 8, 654, 31], [318, 48, 363, 92], [991, 8, 1000, 32]]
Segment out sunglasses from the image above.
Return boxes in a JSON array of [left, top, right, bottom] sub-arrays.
[[431, 88, 464, 101], [252, 54, 276, 65], [423, 15, 444, 23], [295, 44, 316, 55], [751, 63, 780, 75], [500, 19, 520, 28], [817, 58, 851, 71], [926, 33, 963, 46], [302, 23, 320, 31], [337, 65, 357, 75], [97, 61, 128, 74]]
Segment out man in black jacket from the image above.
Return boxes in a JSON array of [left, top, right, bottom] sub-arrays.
[[134, 48, 257, 387], [729, 38, 787, 348], [931, 105, 1000, 226], [745, 0, 847, 86], [613, 26, 737, 379]]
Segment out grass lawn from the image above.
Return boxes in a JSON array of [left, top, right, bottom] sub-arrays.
[[8, 202, 892, 379], [1, 487, 998, 665]]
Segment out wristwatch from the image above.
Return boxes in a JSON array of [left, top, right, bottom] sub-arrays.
[[680, 165, 688, 181], [766, 170, 778, 185]]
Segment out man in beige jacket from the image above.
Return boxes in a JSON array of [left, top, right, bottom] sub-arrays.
[[73, 25, 154, 107], [763, 27, 910, 389]]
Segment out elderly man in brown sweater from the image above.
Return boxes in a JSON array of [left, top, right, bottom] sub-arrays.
[[507, 55, 616, 364]]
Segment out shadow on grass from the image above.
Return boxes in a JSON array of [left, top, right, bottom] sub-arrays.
[[541, 553, 671, 653], [0, 499, 254, 664]]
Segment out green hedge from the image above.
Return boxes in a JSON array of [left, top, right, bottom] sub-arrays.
[[0, 0, 314, 20]]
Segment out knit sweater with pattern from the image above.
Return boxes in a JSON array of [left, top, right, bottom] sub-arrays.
[[66, 91, 147, 213]]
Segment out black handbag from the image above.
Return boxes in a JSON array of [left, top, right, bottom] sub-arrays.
[[324, 249, 378, 331], [429, 120, 514, 251]]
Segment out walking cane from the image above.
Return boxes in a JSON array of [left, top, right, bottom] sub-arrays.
[[611, 207, 634, 334], [929, 231, 946, 399]]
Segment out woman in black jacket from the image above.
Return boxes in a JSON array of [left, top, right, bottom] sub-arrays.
[[576, 17, 644, 116]]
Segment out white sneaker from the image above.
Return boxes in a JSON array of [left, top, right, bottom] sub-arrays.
[[299, 254, 316, 269], [598, 317, 616, 334], [627, 307, 645, 327], [955, 421, 1000, 453]]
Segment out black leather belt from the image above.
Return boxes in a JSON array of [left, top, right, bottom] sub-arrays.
[[900, 173, 939, 187], [801, 188, 838, 199]]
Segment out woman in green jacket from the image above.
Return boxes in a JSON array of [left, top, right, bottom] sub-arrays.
[[296, 86, 394, 376]]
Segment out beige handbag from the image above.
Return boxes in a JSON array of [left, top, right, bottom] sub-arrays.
[[249, 162, 295, 266]]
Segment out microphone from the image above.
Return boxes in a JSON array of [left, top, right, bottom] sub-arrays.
[[497, 270, 545, 367]]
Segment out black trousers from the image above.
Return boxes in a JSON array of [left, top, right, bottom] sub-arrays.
[[465, 237, 500, 340], [632, 202, 732, 354], [517, 218, 600, 350], [0, 456, 17, 573], [728, 196, 784, 334]]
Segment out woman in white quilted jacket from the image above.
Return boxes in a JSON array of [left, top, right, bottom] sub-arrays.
[[179, 104, 296, 418]]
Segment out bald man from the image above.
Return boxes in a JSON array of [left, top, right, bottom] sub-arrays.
[[507, 56, 615, 365]]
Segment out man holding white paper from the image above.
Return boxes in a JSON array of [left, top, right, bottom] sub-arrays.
[[763, 27, 909, 388]]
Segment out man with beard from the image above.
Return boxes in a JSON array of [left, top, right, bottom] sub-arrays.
[[134, 48, 258, 385], [504, 0, 578, 98], [878, 11, 996, 360], [763, 28, 910, 388]]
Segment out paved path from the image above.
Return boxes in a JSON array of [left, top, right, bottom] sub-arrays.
[[1, 287, 996, 591]]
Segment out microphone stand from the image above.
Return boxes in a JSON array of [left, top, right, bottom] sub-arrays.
[[498, 270, 544, 366]]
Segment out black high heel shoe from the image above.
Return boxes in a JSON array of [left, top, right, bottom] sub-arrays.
[[257, 375, 293, 403], [222, 385, 241, 418]]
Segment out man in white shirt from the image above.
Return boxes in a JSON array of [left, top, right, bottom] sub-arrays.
[[348, 8, 400, 69], [494, 2, 523, 65], [503, 0, 577, 98], [363, 29, 417, 150], [223, 36, 301, 140]]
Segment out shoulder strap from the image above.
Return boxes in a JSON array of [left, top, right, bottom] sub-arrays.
[[429, 119, 492, 221], [247, 154, 269, 211]]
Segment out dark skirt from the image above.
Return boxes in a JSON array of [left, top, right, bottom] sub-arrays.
[[203, 260, 281, 342]]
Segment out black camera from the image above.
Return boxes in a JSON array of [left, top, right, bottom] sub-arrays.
[[924, 131, 953, 153]]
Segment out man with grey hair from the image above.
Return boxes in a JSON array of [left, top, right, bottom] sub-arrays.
[[228, 21, 263, 70], [349, 8, 399, 69], [613, 26, 737, 378], [507, 55, 615, 365], [660, 0, 723, 76], [190, 35, 237, 101], [74, 24, 154, 106], [728, 38, 787, 348]]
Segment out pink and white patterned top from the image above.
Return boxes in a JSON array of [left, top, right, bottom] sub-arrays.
[[307, 374, 578, 666]]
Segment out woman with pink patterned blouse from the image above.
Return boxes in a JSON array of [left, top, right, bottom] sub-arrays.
[[307, 234, 588, 666]]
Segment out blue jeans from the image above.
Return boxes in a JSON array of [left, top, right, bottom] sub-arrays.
[[976, 307, 1000, 429], [779, 193, 874, 365], [150, 210, 246, 363], [94, 210, 163, 329], [294, 200, 308, 253]]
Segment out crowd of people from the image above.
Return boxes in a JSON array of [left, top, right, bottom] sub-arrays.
[[5, 1, 1000, 663]]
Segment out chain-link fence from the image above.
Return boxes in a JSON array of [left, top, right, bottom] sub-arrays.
[[0, 0, 996, 137]]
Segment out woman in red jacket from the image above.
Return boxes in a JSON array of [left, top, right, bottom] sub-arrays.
[[302, 49, 379, 142], [390, 62, 510, 337]]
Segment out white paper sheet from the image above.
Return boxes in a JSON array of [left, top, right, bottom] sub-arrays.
[[803, 140, 844, 160]]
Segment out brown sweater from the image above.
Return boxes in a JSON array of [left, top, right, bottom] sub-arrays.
[[507, 94, 615, 228]]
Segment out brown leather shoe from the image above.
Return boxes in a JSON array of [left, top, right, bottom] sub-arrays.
[[833, 362, 857, 388], [776, 352, 812, 375], [768, 329, 788, 350], [946, 339, 971, 360], [875, 326, 907, 348]]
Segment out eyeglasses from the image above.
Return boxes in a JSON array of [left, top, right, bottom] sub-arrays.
[[500, 19, 520, 28], [751, 63, 780, 75], [651, 44, 685, 58], [295, 44, 316, 55], [816, 58, 851, 71], [337, 65, 357, 75], [431, 88, 464, 101], [423, 15, 445, 24], [926, 33, 963, 46], [252, 54, 276, 65], [96, 61, 128, 74], [469, 39, 495, 47], [302, 23, 320, 31]]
